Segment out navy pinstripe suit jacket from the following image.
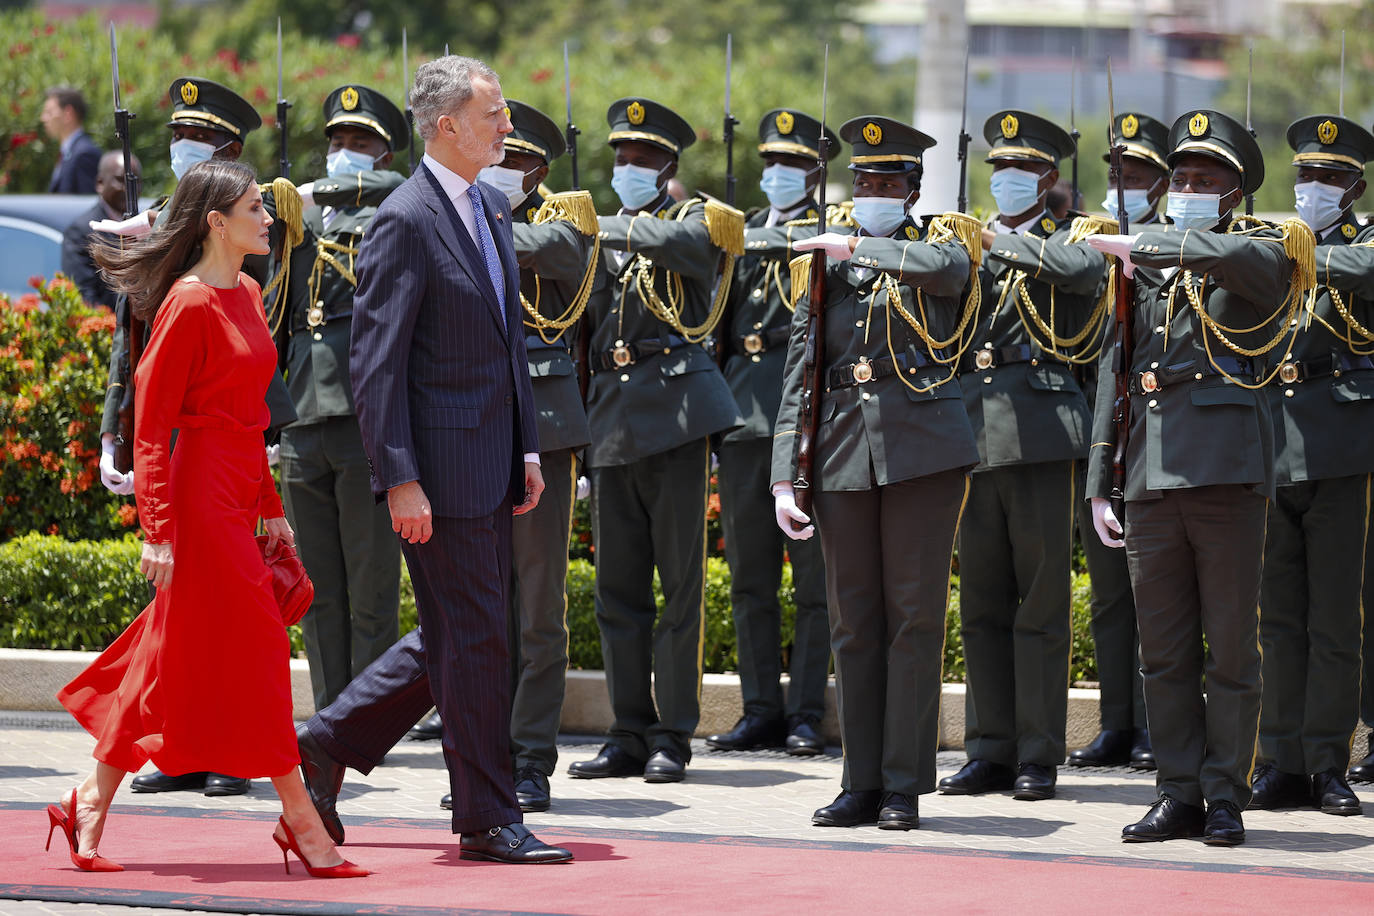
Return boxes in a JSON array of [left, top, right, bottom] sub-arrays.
[[350, 163, 540, 519]]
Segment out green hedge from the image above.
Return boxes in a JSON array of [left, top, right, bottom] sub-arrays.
[[0, 532, 1100, 681]]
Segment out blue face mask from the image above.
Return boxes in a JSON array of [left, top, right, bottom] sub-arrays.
[[1166, 190, 1234, 232], [326, 148, 378, 179], [851, 196, 910, 237], [759, 163, 811, 210], [1102, 178, 1163, 225], [611, 162, 667, 210], [169, 138, 224, 180], [989, 166, 1045, 217]]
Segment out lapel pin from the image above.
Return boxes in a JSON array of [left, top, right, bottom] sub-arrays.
[[495, 212, 503, 221]]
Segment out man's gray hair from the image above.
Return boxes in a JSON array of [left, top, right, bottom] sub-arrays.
[[411, 56, 499, 141]]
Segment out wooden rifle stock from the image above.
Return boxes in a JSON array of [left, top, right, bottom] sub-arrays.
[[1106, 68, 1132, 522], [113, 310, 145, 474], [792, 250, 827, 518]]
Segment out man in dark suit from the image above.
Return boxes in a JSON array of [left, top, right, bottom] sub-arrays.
[[61, 150, 141, 311], [348, 55, 570, 865], [41, 86, 100, 194]]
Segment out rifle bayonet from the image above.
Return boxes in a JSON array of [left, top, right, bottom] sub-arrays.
[[956, 43, 971, 214], [564, 42, 580, 190], [276, 18, 291, 180], [723, 34, 738, 206]]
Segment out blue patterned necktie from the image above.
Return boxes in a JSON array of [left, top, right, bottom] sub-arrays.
[[465, 184, 506, 314]]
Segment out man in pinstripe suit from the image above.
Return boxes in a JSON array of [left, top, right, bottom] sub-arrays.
[[346, 55, 570, 865]]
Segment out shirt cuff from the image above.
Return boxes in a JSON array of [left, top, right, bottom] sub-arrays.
[[523, 452, 540, 466]]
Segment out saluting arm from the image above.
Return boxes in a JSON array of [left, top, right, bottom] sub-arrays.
[[596, 213, 717, 280], [850, 237, 971, 297], [984, 229, 1106, 295], [513, 220, 590, 282], [1131, 230, 1291, 307], [1315, 241, 1374, 300], [742, 223, 830, 262], [310, 169, 407, 209]]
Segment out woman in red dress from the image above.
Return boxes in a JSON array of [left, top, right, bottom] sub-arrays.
[[49, 160, 366, 878]]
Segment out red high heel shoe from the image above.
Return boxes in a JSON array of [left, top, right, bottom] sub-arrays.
[[272, 816, 368, 878], [45, 789, 123, 872]]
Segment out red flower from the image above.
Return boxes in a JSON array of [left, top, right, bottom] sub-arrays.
[[336, 34, 360, 49], [253, 86, 268, 104], [46, 523, 59, 535], [9, 131, 37, 150], [117, 503, 138, 527], [60, 476, 73, 494], [531, 68, 552, 84], [27, 275, 43, 289], [4, 493, 18, 506]]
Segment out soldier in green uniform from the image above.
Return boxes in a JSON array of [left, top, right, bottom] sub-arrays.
[[705, 108, 837, 757], [937, 111, 1100, 803], [1247, 114, 1374, 816], [566, 99, 744, 784], [1068, 113, 1170, 771], [1085, 109, 1305, 845], [767, 115, 980, 828], [262, 85, 409, 711]]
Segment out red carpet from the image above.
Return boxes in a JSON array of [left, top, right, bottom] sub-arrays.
[[2, 803, 1371, 915]]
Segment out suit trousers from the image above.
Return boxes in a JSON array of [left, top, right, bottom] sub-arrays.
[[959, 460, 1076, 767], [1362, 507, 1374, 732], [1126, 485, 1267, 810], [815, 469, 967, 795], [281, 417, 401, 709], [1074, 461, 1145, 732], [508, 447, 577, 776], [590, 439, 711, 762], [1259, 474, 1369, 774], [718, 438, 830, 724]]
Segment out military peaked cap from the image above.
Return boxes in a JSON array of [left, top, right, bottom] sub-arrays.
[[983, 110, 1074, 166], [757, 108, 841, 162], [1166, 109, 1265, 195], [166, 77, 260, 139], [1103, 112, 1169, 172], [839, 116, 934, 173], [502, 100, 565, 162], [322, 84, 409, 151], [606, 98, 695, 157], [1287, 115, 1374, 172]]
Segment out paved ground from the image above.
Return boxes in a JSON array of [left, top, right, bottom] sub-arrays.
[[4, 709, 1374, 915]]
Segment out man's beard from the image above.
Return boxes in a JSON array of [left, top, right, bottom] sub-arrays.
[[456, 125, 502, 168]]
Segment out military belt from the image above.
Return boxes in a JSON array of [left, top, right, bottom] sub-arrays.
[[731, 326, 790, 357], [1128, 357, 1253, 395], [291, 306, 352, 333], [524, 333, 573, 354], [960, 344, 1048, 373], [827, 350, 933, 390], [1272, 353, 1374, 386], [592, 335, 690, 371]]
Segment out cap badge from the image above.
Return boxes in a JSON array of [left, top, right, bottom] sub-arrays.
[[862, 121, 882, 146], [1041, 217, 1056, 234], [1188, 112, 1209, 137], [905, 225, 919, 240], [1121, 114, 1139, 139], [1343, 222, 1357, 239], [775, 111, 794, 135], [1318, 119, 1339, 145], [627, 101, 645, 126], [527, 206, 538, 221], [1000, 113, 1019, 139], [180, 81, 198, 106], [341, 87, 359, 111]]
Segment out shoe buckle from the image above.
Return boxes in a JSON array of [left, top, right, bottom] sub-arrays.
[[487, 826, 502, 838]]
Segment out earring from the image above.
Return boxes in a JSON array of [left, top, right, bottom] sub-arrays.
[[218, 229, 226, 241]]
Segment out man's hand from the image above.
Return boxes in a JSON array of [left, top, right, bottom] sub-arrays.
[[262, 516, 295, 554], [90, 210, 155, 238], [388, 480, 433, 544], [99, 433, 135, 495], [140, 542, 173, 588], [794, 232, 856, 262], [265, 443, 280, 467], [575, 475, 591, 500], [980, 227, 997, 251], [772, 483, 815, 541], [514, 461, 544, 516], [1085, 233, 1140, 278], [1090, 497, 1125, 549]]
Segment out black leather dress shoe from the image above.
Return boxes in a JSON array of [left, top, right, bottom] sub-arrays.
[[567, 744, 645, 779], [459, 823, 573, 864], [1312, 769, 1363, 816], [203, 774, 251, 796], [129, 769, 207, 793], [786, 717, 825, 757], [1346, 734, 1374, 784], [1012, 763, 1056, 801], [408, 710, 443, 741], [644, 748, 686, 783], [705, 714, 785, 751], [1128, 729, 1156, 770], [1248, 762, 1310, 810], [877, 792, 919, 830], [937, 759, 1016, 795], [1067, 729, 1133, 767], [297, 724, 346, 844], [515, 768, 552, 813], [1204, 800, 1245, 846], [812, 789, 881, 827], [440, 793, 452, 810], [1121, 796, 1205, 842]]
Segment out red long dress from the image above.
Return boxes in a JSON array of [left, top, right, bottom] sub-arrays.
[[58, 274, 298, 778]]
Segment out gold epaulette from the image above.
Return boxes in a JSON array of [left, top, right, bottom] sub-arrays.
[[1275, 216, 1317, 295], [789, 253, 812, 306], [829, 200, 855, 228], [1067, 213, 1119, 244], [260, 177, 305, 332], [701, 198, 745, 256], [533, 189, 598, 237], [927, 211, 985, 267]]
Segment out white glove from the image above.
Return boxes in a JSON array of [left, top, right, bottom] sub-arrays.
[[1085, 233, 1139, 278], [575, 475, 590, 500], [89, 211, 154, 238], [793, 231, 855, 261], [1090, 497, 1125, 549], [296, 182, 315, 209], [773, 483, 815, 541], [266, 444, 280, 467], [99, 433, 135, 496]]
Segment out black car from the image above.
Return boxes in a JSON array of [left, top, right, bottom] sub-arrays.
[[0, 194, 154, 301]]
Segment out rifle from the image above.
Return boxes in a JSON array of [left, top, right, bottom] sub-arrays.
[[276, 18, 291, 180], [723, 34, 738, 206], [403, 29, 415, 173], [1106, 58, 1134, 523], [109, 23, 143, 475], [1340, 30, 1346, 116], [1244, 45, 1255, 216], [792, 45, 830, 523], [563, 42, 580, 190], [1069, 48, 1080, 211], [956, 43, 971, 214]]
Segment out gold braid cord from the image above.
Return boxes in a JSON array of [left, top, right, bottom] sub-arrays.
[[625, 198, 742, 343], [789, 253, 813, 308], [261, 178, 304, 336], [1319, 241, 1374, 352], [521, 190, 602, 344], [1067, 213, 1119, 244]]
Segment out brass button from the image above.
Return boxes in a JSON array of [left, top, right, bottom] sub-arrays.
[[1194, 373, 1203, 380], [861, 391, 871, 401], [1147, 398, 1158, 408], [1284, 388, 1295, 398], [663, 347, 672, 355], [751, 355, 761, 363], [752, 288, 764, 299], [983, 376, 992, 384], [1149, 361, 1159, 369], [1154, 325, 1165, 334], [855, 320, 864, 328], [743, 333, 763, 355], [313, 332, 322, 341], [619, 373, 630, 382]]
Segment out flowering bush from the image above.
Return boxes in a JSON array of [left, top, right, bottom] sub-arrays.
[[0, 276, 132, 540]]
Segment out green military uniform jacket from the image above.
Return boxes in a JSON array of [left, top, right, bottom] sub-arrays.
[[584, 199, 743, 467], [512, 190, 593, 453], [964, 211, 1103, 469], [1085, 223, 1294, 501], [770, 217, 980, 490], [1269, 216, 1374, 482]]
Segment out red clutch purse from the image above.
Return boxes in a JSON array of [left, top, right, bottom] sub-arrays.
[[256, 534, 314, 627]]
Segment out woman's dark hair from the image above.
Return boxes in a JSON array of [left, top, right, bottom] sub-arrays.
[[92, 159, 258, 322]]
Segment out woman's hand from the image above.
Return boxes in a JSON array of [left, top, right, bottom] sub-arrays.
[[140, 542, 174, 588], [263, 516, 296, 554]]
